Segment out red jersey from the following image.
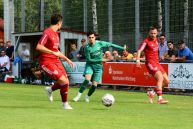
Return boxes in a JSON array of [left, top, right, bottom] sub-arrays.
[[138, 37, 159, 63], [38, 28, 60, 64]]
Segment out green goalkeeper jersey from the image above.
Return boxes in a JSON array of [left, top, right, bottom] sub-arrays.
[[85, 40, 124, 64]]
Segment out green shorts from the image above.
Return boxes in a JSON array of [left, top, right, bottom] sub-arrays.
[[83, 63, 103, 82]]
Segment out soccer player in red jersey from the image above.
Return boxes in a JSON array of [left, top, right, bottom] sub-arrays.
[[36, 14, 74, 109], [136, 26, 169, 104]]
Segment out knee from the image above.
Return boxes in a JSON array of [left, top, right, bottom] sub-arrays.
[[58, 75, 69, 86], [64, 78, 69, 86], [157, 76, 164, 82], [164, 79, 169, 85]]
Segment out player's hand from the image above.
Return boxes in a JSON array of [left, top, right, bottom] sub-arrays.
[[67, 59, 74, 68], [136, 60, 141, 68]]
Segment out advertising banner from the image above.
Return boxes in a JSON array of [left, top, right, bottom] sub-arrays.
[[62, 62, 86, 84], [102, 62, 168, 87], [168, 63, 193, 89]]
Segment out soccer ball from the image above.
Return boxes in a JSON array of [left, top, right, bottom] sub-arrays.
[[101, 93, 115, 107]]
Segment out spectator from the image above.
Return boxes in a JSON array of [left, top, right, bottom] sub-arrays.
[[69, 43, 79, 61], [160, 41, 178, 62], [20, 44, 30, 61], [140, 51, 146, 61], [132, 51, 137, 60], [5, 40, 14, 62], [77, 38, 86, 61], [176, 40, 193, 62], [121, 50, 133, 61], [102, 51, 113, 62], [158, 34, 168, 58], [31, 60, 42, 85], [0, 41, 6, 56], [112, 50, 121, 61], [133, 50, 145, 61], [0, 50, 10, 73]]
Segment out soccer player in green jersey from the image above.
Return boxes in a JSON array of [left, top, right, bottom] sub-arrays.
[[73, 31, 125, 102]]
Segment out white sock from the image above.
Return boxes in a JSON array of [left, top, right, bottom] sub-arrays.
[[85, 94, 89, 98], [158, 96, 162, 100], [151, 90, 155, 95], [63, 102, 69, 106], [77, 92, 82, 97], [49, 87, 53, 92]]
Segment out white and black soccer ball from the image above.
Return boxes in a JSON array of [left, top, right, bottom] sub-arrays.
[[102, 93, 115, 107]]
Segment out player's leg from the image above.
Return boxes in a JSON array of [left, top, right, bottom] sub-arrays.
[[154, 71, 168, 104], [56, 75, 73, 109], [85, 80, 98, 102], [79, 74, 91, 94], [162, 73, 169, 87], [73, 64, 93, 102], [42, 63, 73, 109], [41, 64, 59, 102], [73, 74, 91, 102], [85, 64, 102, 102]]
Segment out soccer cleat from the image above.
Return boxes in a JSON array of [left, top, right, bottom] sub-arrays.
[[85, 94, 90, 102], [157, 98, 168, 104], [147, 91, 155, 104], [73, 92, 82, 102], [45, 87, 53, 102], [63, 103, 73, 110]]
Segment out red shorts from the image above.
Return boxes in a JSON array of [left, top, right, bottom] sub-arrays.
[[40, 62, 67, 80], [146, 62, 165, 76]]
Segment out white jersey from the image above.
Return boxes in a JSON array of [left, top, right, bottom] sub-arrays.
[[20, 49, 30, 61], [0, 55, 10, 70]]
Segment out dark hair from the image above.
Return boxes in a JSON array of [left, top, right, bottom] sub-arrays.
[[87, 31, 96, 37], [51, 14, 62, 25], [167, 40, 173, 44], [81, 38, 86, 42], [178, 40, 185, 44], [160, 33, 165, 37], [149, 26, 157, 31]]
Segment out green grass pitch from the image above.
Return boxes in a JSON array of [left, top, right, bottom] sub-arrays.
[[0, 83, 193, 129]]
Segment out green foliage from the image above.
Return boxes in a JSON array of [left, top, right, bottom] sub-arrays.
[[64, 0, 83, 30], [14, 0, 62, 32], [1, 83, 193, 129], [0, 1, 3, 18], [25, 0, 40, 32], [44, 0, 62, 28]]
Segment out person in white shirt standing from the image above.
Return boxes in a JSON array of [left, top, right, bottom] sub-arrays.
[[20, 44, 30, 61], [0, 50, 10, 72]]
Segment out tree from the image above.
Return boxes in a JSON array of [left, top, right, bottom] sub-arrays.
[[184, 0, 189, 43], [157, 0, 163, 35], [92, 0, 98, 34]]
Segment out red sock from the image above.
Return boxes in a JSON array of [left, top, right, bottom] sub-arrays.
[[60, 84, 69, 103], [154, 88, 162, 96], [154, 87, 157, 92], [51, 83, 61, 91]]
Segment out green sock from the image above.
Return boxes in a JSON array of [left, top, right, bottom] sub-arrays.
[[87, 85, 97, 96], [79, 79, 89, 93]]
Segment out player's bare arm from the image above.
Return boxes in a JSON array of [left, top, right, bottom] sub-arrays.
[[136, 49, 142, 68], [36, 44, 58, 56], [58, 51, 74, 68]]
